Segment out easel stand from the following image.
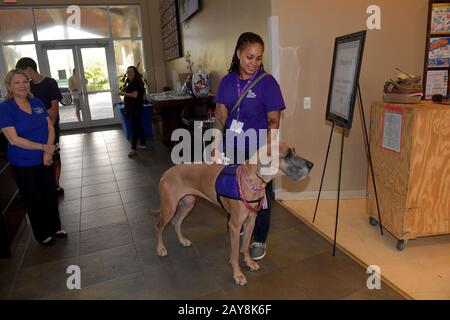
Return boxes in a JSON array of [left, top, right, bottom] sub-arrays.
[[312, 85, 383, 256]]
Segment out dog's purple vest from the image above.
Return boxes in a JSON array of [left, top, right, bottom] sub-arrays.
[[215, 165, 262, 213], [215, 165, 240, 202]]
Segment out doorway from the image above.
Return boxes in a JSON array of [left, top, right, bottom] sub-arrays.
[[41, 42, 120, 130]]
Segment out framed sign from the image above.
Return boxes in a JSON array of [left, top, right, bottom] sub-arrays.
[[160, 0, 182, 61], [178, 0, 200, 22], [326, 30, 366, 129]]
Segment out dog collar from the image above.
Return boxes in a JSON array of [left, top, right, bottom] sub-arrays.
[[236, 165, 265, 213]]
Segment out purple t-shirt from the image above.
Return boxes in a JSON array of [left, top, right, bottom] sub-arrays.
[[216, 70, 285, 153]]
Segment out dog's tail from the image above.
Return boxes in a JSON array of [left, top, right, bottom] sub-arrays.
[[148, 208, 161, 215]]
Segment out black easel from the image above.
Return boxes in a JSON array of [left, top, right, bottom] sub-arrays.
[[312, 84, 383, 256]]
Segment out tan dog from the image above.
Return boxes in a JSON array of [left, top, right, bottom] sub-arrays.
[[154, 142, 313, 285]]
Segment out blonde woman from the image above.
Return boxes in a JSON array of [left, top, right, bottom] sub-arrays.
[[0, 70, 66, 246]]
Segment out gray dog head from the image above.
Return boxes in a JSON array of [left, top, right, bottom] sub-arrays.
[[278, 143, 314, 180], [256, 141, 313, 181]]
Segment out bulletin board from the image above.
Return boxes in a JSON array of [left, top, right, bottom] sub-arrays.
[[423, 0, 450, 99], [159, 0, 182, 61]]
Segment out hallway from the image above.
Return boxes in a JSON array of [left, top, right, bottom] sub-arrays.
[[0, 129, 403, 300]]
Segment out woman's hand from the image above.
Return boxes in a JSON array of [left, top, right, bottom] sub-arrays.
[[43, 152, 53, 166], [211, 148, 224, 164], [43, 143, 55, 155]]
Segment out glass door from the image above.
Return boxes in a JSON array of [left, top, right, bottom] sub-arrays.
[[42, 43, 119, 130]]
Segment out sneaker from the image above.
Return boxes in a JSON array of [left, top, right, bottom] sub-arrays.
[[128, 150, 137, 158], [137, 145, 146, 150], [250, 242, 266, 260]]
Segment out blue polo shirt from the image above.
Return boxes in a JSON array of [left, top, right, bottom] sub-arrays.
[[0, 98, 48, 166], [216, 70, 286, 156]]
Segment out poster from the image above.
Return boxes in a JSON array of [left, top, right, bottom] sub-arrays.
[[425, 70, 448, 99], [431, 3, 450, 34], [329, 40, 360, 120], [428, 37, 450, 67], [382, 108, 403, 153]]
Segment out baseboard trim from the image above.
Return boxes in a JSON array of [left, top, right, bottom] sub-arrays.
[[274, 190, 367, 200]]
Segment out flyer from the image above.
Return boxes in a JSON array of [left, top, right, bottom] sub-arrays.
[[425, 70, 448, 99]]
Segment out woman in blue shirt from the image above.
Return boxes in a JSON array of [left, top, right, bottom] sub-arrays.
[[0, 70, 66, 246]]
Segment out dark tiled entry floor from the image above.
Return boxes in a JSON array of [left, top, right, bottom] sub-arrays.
[[0, 129, 404, 300]]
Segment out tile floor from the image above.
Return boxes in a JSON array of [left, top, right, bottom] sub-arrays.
[[0, 128, 404, 300]]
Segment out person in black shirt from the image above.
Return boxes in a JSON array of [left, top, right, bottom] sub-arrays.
[[16, 57, 64, 195], [119, 66, 146, 157]]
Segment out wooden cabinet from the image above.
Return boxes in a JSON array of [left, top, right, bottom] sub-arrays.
[[367, 101, 450, 249]]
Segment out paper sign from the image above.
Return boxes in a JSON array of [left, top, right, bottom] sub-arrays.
[[382, 108, 403, 153]]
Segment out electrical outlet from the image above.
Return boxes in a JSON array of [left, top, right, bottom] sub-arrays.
[[304, 97, 311, 109]]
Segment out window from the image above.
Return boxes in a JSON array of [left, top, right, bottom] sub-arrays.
[[3, 44, 38, 72], [114, 40, 145, 79], [0, 9, 34, 42], [34, 7, 109, 40], [110, 6, 142, 38]]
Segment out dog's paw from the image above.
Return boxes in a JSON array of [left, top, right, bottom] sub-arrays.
[[156, 246, 168, 257], [233, 273, 248, 286], [180, 238, 192, 247], [245, 259, 260, 272]]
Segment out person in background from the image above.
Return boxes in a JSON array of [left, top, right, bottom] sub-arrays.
[[15, 57, 64, 195], [119, 66, 146, 158], [68, 68, 82, 122], [0, 69, 67, 245], [212, 32, 286, 261]]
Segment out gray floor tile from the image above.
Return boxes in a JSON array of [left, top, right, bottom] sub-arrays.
[[0, 273, 15, 299], [77, 272, 148, 300], [81, 181, 118, 198], [22, 233, 79, 268], [59, 199, 81, 216], [143, 256, 221, 299], [82, 165, 113, 177], [79, 244, 141, 288], [280, 252, 369, 300], [81, 192, 122, 213], [113, 168, 144, 180], [223, 270, 310, 300], [124, 199, 154, 221], [120, 185, 159, 205], [79, 223, 132, 256], [9, 257, 80, 299], [81, 172, 116, 186], [0, 244, 26, 276], [60, 213, 80, 234], [265, 227, 329, 269], [59, 177, 82, 189], [80, 205, 126, 231], [60, 187, 81, 201]]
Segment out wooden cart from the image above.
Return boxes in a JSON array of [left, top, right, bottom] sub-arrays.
[[367, 101, 450, 250]]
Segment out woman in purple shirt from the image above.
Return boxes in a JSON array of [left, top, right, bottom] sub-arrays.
[[213, 32, 286, 260]]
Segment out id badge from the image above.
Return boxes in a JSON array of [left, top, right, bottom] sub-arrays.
[[230, 119, 244, 134]]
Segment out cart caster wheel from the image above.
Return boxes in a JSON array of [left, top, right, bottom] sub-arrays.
[[396, 240, 407, 251], [369, 217, 378, 226]]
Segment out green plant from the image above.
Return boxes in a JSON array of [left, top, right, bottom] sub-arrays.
[[84, 66, 109, 91]]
